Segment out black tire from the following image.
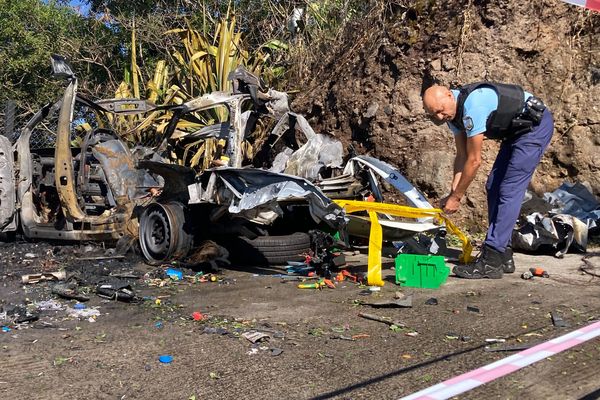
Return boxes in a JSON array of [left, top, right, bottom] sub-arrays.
[[225, 232, 311, 266], [139, 202, 193, 265]]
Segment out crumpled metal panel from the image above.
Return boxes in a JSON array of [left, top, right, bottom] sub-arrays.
[[188, 168, 346, 229], [543, 182, 600, 229], [512, 182, 599, 257], [0, 135, 16, 231], [92, 140, 159, 202], [512, 212, 588, 258], [137, 161, 196, 202], [343, 156, 434, 209]]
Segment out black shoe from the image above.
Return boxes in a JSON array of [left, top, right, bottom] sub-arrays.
[[502, 247, 515, 274], [453, 245, 504, 279]]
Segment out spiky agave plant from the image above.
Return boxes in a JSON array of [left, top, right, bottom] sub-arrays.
[[162, 14, 280, 169], [119, 13, 284, 170]]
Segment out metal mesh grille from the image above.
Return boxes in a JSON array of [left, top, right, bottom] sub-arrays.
[[1, 101, 91, 149], [30, 116, 59, 149]]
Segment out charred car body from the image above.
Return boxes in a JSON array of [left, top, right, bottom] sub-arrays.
[[1, 58, 442, 266], [0, 58, 346, 266], [0, 56, 158, 243]]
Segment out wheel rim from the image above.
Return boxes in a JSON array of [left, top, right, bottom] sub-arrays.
[[139, 202, 191, 264]]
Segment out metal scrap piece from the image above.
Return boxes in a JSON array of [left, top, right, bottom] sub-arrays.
[[242, 331, 270, 343], [358, 295, 413, 308], [551, 311, 570, 328]]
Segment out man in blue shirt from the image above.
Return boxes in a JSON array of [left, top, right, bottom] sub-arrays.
[[422, 83, 554, 279]]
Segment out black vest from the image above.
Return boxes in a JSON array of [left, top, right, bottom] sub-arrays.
[[450, 82, 533, 140]]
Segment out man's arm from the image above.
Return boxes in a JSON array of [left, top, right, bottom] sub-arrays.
[[442, 133, 484, 213], [451, 132, 467, 192]]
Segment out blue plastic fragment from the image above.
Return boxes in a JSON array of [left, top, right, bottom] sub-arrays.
[[166, 268, 183, 280], [159, 355, 173, 363], [1, 326, 10, 333], [74, 303, 86, 310]]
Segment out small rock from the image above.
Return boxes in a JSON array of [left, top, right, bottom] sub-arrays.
[[270, 348, 283, 356], [425, 298, 438, 306], [430, 58, 442, 71]]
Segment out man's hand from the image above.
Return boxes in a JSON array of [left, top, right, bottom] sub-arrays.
[[440, 194, 461, 214]]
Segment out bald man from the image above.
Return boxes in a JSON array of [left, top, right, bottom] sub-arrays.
[[423, 83, 553, 279]]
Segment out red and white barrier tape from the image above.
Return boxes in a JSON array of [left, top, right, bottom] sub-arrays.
[[400, 320, 600, 400], [560, 0, 600, 11]]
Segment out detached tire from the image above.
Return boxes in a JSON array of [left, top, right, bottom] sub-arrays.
[[226, 232, 311, 266]]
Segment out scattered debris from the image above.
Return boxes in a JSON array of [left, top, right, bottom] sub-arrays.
[[357, 295, 413, 308], [331, 335, 355, 341], [51, 283, 90, 302], [529, 268, 549, 278], [351, 334, 370, 340], [22, 270, 67, 284], [425, 298, 438, 306], [522, 268, 550, 280], [159, 355, 173, 364], [96, 283, 137, 302], [270, 348, 284, 356], [166, 268, 184, 280], [551, 311, 570, 328], [298, 279, 336, 290], [485, 343, 533, 352], [521, 271, 534, 280], [358, 312, 405, 328], [467, 306, 480, 313], [36, 300, 64, 311], [203, 327, 229, 335], [192, 312, 205, 321], [67, 306, 100, 319], [485, 338, 507, 343], [514, 182, 598, 257], [241, 331, 270, 343]]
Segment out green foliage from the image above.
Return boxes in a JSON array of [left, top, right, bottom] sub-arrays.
[[0, 0, 79, 106], [0, 0, 125, 109]]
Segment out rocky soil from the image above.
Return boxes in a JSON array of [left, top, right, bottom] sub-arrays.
[[293, 0, 599, 231]]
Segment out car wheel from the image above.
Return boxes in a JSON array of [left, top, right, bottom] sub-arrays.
[[139, 202, 193, 265], [225, 232, 311, 266]]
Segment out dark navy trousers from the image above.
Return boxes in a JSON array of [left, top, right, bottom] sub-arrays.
[[484, 109, 554, 253]]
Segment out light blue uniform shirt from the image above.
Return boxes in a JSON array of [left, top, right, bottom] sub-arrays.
[[448, 87, 532, 137]]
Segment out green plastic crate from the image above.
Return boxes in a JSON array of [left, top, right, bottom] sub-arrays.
[[395, 254, 449, 289]]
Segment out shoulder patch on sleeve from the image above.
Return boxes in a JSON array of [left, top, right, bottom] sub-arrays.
[[462, 116, 474, 131]]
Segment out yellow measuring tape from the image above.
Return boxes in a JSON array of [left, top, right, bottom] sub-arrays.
[[334, 200, 474, 286]]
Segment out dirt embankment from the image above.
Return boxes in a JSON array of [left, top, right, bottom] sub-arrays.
[[293, 0, 599, 232]]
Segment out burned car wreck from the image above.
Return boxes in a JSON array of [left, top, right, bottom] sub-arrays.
[[1, 58, 448, 267], [0, 56, 158, 243]]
